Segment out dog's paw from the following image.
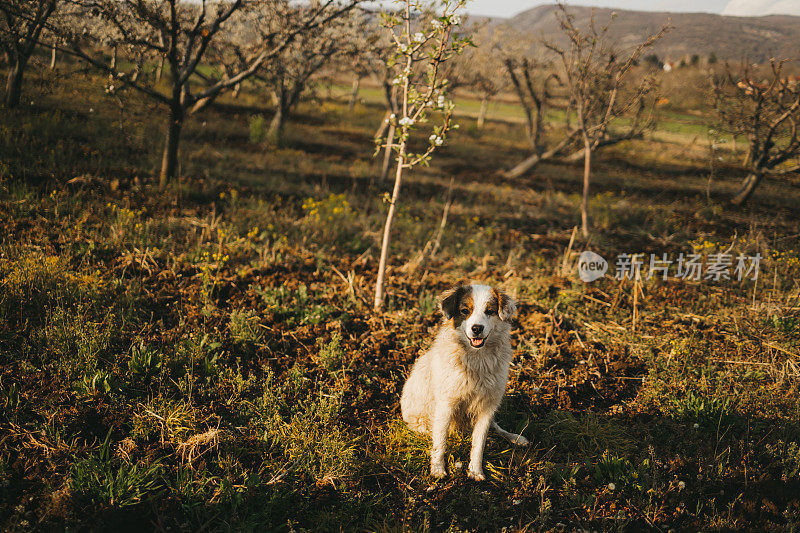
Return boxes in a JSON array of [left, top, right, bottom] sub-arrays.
[[511, 434, 530, 447], [430, 463, 447, 479], [467, 466, 485, 481]]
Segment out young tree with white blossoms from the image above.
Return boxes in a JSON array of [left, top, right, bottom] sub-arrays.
[[373, 0, 471, 311]]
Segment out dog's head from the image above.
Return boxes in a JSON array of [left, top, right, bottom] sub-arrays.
[[439, 284, 517, 349]]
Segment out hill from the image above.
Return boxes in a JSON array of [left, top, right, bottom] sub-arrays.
[[495, 4, 800, 62]]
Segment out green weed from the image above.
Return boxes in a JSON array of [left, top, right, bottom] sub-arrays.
[[70, 432, 162, 507]]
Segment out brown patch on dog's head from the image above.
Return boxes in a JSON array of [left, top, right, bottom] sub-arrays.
[[491, 288, 517, 322], [439, 285, 473, 326]]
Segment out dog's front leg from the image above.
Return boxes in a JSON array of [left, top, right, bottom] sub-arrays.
[[467, 413, 493, 480], [430, 403, 453, 478]]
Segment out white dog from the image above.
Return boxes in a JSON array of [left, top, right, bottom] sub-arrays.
[[401, 283, 529, 481]]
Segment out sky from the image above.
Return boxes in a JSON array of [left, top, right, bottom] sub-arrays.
[[466, 0, 800, 18]]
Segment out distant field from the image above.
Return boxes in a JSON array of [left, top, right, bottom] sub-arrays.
[[324, 79, 736, 150]]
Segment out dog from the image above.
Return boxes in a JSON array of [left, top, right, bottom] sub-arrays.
[[400, 283, 529, 481]]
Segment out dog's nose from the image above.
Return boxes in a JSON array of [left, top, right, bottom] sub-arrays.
[[471, 324, 484, 336]]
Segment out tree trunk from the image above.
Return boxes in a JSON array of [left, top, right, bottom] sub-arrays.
[[232, 83, 241, 99], [155, 55, 165, 83], [110, 44, 117, 69], [562, 133, 643, 163], [131, 55, 144, 82], [581, 138, 592, 238], [159, 104, 184, 187], [731, 171, 763, 206], [267, 104, 286, 145], [374, 141, 407, 310], [374, 110, 391, 141], [50, 43, 57, 70], [4, 59, 25, 108], [348, 75, 360, 110], [503, 133, 576, 179], [380, 122, 396, 184], [505, 59, 537, 150], [477, 98, 489, 129]]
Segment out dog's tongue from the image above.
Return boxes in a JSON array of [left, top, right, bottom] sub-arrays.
[[470, 338, 484, 347]]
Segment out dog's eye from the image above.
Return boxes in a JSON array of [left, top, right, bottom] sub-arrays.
[[485, 308, 496, 316], [460, 307, 470, 316]]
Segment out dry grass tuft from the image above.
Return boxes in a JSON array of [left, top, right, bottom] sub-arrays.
[[176, 428, 221, 467]]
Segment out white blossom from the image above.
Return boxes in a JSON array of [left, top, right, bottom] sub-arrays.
[[608, 483, 616, 491], [413, 32, 424, 43]]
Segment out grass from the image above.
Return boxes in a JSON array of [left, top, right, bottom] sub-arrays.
[[1, 61, 800, 531]]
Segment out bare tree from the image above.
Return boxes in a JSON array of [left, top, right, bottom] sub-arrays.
[[253, 9, 362, 145], [59, 0, 361, 186], [712, 60, 800, 206], [456, 26, 507, 129], [504, 57, 561, 152], [546, 5, 667, 237], [500, 48, 583, 179], [345, 23, 379, 111], [500, 29, 660, 180], [0, 0, 58, 108]]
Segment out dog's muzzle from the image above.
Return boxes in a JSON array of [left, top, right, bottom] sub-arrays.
[[469, 336, 486, 348], [469, 325, 486, 347]]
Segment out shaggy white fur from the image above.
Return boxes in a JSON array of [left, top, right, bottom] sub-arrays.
[[400, 284, 529, 481]]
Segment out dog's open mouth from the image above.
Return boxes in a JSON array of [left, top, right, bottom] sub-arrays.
[[469, 337, 486, 348]]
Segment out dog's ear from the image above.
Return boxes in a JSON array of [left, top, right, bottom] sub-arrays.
[[495, 289, 517, 322], [439, 285, 465, 320]]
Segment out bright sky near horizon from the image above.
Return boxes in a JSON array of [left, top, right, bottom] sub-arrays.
[[466, 0, 800, 18]]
